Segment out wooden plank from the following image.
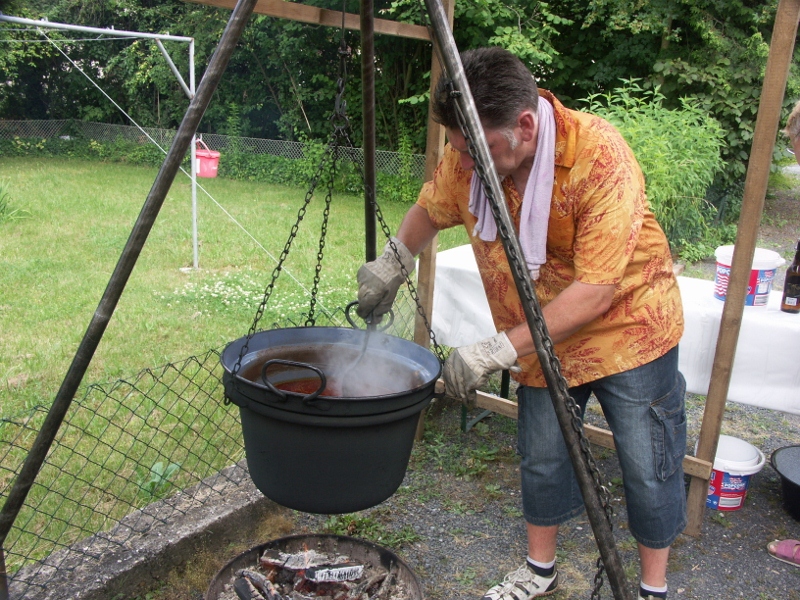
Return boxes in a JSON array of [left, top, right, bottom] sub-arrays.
[[185, 0, 431, 40], [684, 0, 800, 537], [458, 387, 712, 480]]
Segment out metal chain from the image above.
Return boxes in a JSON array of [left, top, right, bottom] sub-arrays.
[[381, 210, 446, 362], [305, 152, 336, 326], [331, 113, 446, 362], [230, 139, 340, 380], [231, 15, 353, 376], [449, 89, 614, 599], [306, 37, 350, 326], [325, 0, 444, 358]]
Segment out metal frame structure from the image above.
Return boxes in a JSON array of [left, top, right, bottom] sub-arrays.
[[1, 0, 799, 597], [0, 4, 259, 598], [0, 13, 204, 269]]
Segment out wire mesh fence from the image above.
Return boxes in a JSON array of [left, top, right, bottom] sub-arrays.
[[0, 120, 427, 179], [0, 288, 430, 599]]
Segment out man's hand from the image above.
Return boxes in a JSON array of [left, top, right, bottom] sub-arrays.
[[443, 331, 518, 407], [356, 237, 415, 321]]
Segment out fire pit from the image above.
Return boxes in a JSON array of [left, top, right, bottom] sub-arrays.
[[205, 534, 423, 600]]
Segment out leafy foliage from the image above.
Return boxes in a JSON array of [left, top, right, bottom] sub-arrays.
[[2, 0, 798, 196], [0, 178, 31, 224], [322, 514, 420, 547], [0, 134, 177, 167], [584, 79, 725, 249], [577, 0, 799, 189], [138, 461, 180, 500]]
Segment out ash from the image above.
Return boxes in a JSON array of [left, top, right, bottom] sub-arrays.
[[217, 546, 412, 600]]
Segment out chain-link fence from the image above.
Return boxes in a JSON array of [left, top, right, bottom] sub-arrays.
[[0, 287, 431, 599], [0, 120, 427, 180]]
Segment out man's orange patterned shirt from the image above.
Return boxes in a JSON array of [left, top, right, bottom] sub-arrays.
[[417, 90, 684, 387]]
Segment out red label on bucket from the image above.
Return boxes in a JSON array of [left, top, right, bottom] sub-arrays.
[[706, 468, 752, 511], [714, 265, 777, 306]]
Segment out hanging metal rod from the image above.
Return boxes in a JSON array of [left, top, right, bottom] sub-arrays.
[[0, 3, 258, 598], [421, 1, 634, 598]]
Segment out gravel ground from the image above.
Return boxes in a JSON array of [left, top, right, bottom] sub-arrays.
[[283, 396, 800, 600], [287, 179, 800, 600], [167, 172, 800, 600]]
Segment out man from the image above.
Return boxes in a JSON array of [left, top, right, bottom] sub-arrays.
[[357, 47, 686, 600]]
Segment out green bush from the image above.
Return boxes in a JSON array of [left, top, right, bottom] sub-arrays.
[[376, 128, 423, 204], [0, 135, 185, 167], [583, 79, 726, 251], [0, 129, 419, 205]]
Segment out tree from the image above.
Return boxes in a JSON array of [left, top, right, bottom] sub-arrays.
[[574, 0, 800, 195]]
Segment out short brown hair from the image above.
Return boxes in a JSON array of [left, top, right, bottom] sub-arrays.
[[432, 47, 538, 130], [784, 99, 800, 141]]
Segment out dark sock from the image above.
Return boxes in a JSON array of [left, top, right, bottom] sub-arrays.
[[526, 558, 555, 578], [639, 585, 667, 600]]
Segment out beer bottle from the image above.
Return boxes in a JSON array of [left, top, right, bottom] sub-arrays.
[[781, 239, 800, 314]]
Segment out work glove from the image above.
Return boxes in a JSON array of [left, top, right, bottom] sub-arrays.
[[443, 331, 519, 408], [356, 237, 415, 321]]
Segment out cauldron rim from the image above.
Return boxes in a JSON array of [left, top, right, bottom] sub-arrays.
[[221, 326, 442, 417]]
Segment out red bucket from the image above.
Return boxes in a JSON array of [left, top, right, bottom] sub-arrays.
[[195, 139, 220, 178]]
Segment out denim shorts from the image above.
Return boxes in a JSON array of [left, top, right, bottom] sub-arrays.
[[517, 346, 687, 549]]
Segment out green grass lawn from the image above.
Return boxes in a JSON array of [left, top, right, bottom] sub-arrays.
[[0, 157, 469, 417]]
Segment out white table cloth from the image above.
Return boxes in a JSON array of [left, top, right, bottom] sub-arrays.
[[431, 245, 800, 415]]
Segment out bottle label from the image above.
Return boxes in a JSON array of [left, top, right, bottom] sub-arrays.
[[786, 297, 798, 307]]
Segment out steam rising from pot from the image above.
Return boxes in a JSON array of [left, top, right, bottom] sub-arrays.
[[239, 333, 425, 398]]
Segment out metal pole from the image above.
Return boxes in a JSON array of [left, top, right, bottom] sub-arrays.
[[155, 39, 193, 99], [190, 41, 199, 270], [0, 14, 193, 43], [0, 547, 7, 600], [361, 0, 377, 262], [421, 1, 633, 598], [191, 138, 199, 270], [0, 0, 258, 586]]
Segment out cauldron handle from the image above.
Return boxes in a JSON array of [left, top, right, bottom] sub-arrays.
[[260, 359, 328, 405], [345, 301, 394, 331]]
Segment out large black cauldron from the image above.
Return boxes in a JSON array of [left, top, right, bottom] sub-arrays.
[[221, 326, 441, 514]]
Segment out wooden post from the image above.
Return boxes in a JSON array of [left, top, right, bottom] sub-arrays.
[[684, 0, 800, 537], [361, 0, 377, 263], [414, 0, 454, 440]]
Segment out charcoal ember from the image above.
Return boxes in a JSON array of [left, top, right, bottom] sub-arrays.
[[350, 570, 387, 597], [237, 569, 284, 600], [266, 565, 294, 586], [292, 575, 351, 597], [305, 563, 364, 583], [219, 543, 412, 600], [261, 548, 351, 571], [234, 576, 267, 600], [370, 566, 397, 600], [289, 593, 329, 600]]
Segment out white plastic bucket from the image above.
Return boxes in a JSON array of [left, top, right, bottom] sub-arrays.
[[714, 245, 785, 306], [701, 435, 766, 511]]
